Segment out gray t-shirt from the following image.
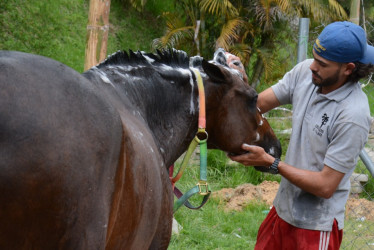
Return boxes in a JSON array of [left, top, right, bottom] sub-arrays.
[[272, 59, 371, 231]]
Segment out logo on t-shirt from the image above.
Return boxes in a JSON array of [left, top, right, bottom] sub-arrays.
[[313, 113, 329, 137], [320, 113, 329, 127]]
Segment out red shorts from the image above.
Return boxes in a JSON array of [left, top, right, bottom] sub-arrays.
[[255, 206, 343, 250]]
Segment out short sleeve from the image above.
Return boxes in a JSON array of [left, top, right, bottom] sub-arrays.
[[272, 59, 313, 105]]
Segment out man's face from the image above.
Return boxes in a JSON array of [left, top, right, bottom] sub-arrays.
[[310, 50, 348, 93], [311, 64, 341, 87]]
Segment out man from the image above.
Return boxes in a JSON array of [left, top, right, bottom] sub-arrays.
[[229, 21, 374, 249]]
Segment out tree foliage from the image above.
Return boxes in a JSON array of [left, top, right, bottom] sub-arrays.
[[126, 0, 373, 88]]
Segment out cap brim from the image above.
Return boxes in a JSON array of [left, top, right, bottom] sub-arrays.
[[360, 44, 374, 64]]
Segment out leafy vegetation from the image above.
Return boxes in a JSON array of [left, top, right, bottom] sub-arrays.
[[0, 0, 88, 71], [107, 0, 172, 56], [149, 0, 360, 87], [0, 0, 167, 72]]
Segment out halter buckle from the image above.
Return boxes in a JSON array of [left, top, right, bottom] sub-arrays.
[[197, 181, 209, 195]]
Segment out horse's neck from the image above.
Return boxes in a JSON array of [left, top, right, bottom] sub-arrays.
[[84, 65, 200, 167]]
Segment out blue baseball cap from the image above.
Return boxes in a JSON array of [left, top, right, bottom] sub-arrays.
[[313, 21, 374, 64]]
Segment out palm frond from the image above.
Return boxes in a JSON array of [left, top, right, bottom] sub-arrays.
[[215, 18, 245, 50], [130, 0, 147, 11], [152, 12, 194, 50], [152, 28, 194, 50], [297, 0, 347, 21], [254, 0, 282, 31], [200, 0, 239, 17], [252, 47, 275, 82], [274, 0, 291, 12], [327, 0, 348, 19], [228, 44, 252, 66], [240, 22, 256, 42]]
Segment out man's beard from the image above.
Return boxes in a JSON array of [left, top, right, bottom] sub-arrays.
[[311, 69, 341, 87]]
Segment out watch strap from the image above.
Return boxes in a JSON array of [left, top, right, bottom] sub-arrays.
[[269, 158, 280, 174]]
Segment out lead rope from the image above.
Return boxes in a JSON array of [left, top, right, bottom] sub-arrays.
[[171, 68, 211, 213]]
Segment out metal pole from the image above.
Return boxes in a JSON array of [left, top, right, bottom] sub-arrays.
[[349, 0, 360, 25], [297, 18, 310, 64], [359, 150, 374, 177]]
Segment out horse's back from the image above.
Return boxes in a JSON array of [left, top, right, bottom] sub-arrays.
[[0, 51, 123, 249]]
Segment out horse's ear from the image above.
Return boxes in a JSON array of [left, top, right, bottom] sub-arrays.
[[190, 56, 203, 68], [202, 59, 225, 84]]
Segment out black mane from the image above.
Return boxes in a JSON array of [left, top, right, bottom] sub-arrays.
[[97, 49, 190, 69]]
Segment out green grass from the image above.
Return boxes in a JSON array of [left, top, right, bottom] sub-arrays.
[[207, 150, 281, 188], [0, 0, 88, 71], [107, 0, 167, 55], [355, 159, 374, 200], [342, 217, 374, 249], [170, 199, 269, 250], [362, 83, 374, 116], [0, 0, 167, 72]]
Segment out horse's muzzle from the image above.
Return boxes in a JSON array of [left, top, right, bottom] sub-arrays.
[[255, 139, 282, 173]]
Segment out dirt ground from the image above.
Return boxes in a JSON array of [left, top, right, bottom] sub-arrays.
[[212, 181, 374, 221]]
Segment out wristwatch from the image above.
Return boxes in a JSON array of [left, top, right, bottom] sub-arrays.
[[269, 158, 280, 174]]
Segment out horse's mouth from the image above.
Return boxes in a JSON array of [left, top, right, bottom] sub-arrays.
[[227, 151, 270, 172], [227, 151, 246, 157]]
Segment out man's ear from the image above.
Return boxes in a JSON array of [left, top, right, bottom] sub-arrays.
[[344, 62, 356, 76]]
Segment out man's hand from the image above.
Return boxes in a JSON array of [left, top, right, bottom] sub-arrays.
[[228, 143, 275, 166]]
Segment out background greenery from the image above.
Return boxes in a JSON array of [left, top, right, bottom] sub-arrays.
[[1, 0, 373, 86], [0, 0, 170, 72], [1, 0, 374, 249]]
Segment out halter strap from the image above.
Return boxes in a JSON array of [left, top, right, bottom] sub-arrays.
[[171, 68, 211, 213], [171, 68, 207, 184], [192, 68, 206, 130]]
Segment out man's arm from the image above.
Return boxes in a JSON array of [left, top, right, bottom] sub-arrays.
[[228, 144, 345, 199], [257, 87, 281, 113]]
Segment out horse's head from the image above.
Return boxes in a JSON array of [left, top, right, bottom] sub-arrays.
[[198, 58, 281, 167]]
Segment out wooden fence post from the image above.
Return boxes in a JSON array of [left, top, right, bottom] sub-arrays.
[[84, 0, 111, 71]]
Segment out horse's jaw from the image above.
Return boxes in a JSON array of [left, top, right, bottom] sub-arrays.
[[226, 142, 282, 173]]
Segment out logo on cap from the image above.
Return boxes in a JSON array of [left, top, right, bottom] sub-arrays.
[[314, 39, 326, 53]]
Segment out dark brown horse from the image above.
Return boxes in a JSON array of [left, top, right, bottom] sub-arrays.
[[0, 49, 281, 249]]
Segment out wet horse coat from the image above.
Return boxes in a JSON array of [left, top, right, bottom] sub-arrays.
[[0, 50, 281, 249]]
